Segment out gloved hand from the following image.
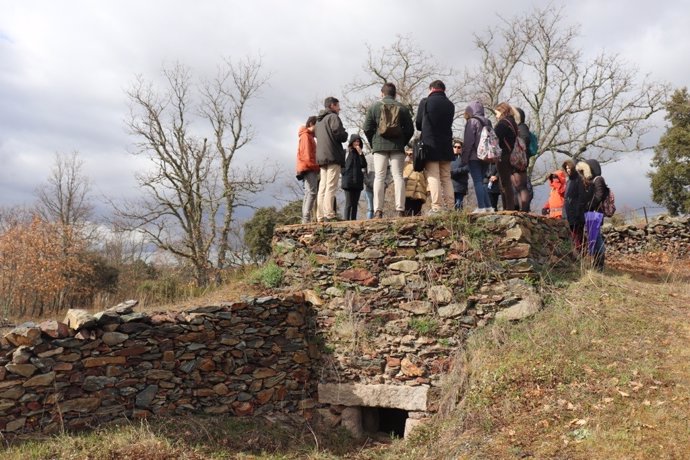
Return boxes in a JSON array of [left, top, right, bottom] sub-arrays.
[[541, 207, 549, 216]]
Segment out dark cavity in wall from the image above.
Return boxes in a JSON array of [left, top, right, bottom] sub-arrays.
[[362, 406, 408, 438]]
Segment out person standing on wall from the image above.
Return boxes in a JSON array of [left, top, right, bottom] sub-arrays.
[[363, 82, 414, 218], [450, 139, 469, 210], [514, 107, 533, 212], [295, 116, 319, 223], [341, 134, 367, 220], [416, 80, 455, 215], [493, 102, 518, 211], [461, 101, 494, 213], [315, 97, 348, 222]]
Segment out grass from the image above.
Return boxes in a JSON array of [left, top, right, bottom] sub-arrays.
[[4, 258, 690, 459], [250, 261, 284, 289], [408, 317, 439, 336]]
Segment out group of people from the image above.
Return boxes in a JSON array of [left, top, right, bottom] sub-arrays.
[[295, 81, 609, 270]]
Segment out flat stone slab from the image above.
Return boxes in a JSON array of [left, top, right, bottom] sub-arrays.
[[317, 383, 428, 411]]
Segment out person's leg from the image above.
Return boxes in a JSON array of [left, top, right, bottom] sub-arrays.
[[593, 224, 606, 270], [350, 190, 361, 220], [489, 192, 500, 211], [365, 188, 374, 219], [496, 156, 515, 211], [389, 151, 406, 212], [425, 161, 441, 211], [373, 153, 388, 216], [343, 190, 353, 220], [316, 167, 327, 221], [468, 160, 490, 209], [323, 164, 340, 219], [411, 199, 423, 216], [511, 171, 530, 212], [302, 171, 318, 223], [439, 161, 454, 210], [454, 192, 464, 210]]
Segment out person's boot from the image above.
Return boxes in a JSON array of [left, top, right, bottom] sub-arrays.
[[374, 210, 383, 219], [594, 253, 605, 272]]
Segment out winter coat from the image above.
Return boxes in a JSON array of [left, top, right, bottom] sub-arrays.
[[415, 91, 455, 162], [494, 115, 518, 158], [485, 163, 501, 195], [315, 109, 348, 167], [295, 126, 319, 174], [363, 96, 414, 152], [341, 134, 367, 191], [450, 154, 469, 195], [543, 170, 566, 218], [461, 101, 492, 164], [363, 152, 375, 191], [517, 123, 530, 155], [564, 168, 586, 227], [576, 159, 608, 213], [403, 163, 427, 201]]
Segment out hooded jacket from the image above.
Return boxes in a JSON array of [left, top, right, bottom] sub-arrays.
[[295, 125, 319, 174], [576, 159, 608, 212], [341, 134, 367, 191], [543, 170, 566, 218], [363, 96, 414, 152], [415, 91, 455, 162], [315, 109, 348, 167], [461, 101, 492, 164], [564, 166, 586, 226]]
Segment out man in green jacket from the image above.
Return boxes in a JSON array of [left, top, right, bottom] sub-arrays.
[[363, 83, 414, 218]]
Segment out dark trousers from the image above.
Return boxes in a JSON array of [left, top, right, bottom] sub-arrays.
[[489, 192, 501, 211], [405, 198, 424, 216], [344, 189, 362, 220], [496, 155, 515, 211]]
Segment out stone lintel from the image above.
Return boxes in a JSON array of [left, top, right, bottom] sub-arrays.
[[317, 383, 428, 411]]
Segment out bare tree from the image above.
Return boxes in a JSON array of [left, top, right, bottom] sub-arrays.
[[35, 151, 93, 226], [342, 35, 459, 137], [464, 5, 669, 180], [115, 58, 273, 287]]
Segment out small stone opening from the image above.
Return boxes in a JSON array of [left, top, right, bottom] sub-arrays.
[[361, 406, 408, 438]]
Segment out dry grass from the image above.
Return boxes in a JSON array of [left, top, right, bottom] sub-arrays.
[[374, 267, 690, 459]]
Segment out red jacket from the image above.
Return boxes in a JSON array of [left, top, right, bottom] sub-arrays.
[[543, 170, 566, 218], [296, 126, 319, 173]]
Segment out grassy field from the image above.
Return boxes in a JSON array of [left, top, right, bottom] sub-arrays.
[[2, 256, 689, 459]]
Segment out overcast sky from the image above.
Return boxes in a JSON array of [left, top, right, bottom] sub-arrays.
[[1, 0, 688, 221]]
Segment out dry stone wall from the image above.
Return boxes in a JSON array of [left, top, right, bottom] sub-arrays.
[[272, 212, 573, 430], [0, 297, 314, 435], [603, 215, 690, 256]]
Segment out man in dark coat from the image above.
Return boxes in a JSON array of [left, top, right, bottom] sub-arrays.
[[363, 82, 414, 218], [416, 80, 455, 214], [315, 96, 348, 221]]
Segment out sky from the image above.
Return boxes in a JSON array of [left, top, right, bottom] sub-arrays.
[[1, 0, 688, 222]]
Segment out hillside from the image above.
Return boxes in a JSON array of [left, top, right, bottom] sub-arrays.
[[2, 255, 689, 459]]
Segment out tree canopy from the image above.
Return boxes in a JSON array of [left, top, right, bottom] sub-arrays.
[[649, 88, 690, 215]]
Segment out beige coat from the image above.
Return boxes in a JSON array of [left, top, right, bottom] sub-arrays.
[[403, 163, 428, 201]]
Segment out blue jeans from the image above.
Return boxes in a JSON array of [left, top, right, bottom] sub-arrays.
[[365, 188, 374, 218], [468, 160, 491, 208]]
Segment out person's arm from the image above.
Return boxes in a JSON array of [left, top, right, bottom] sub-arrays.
[[363, 104, 376, 146], [461, 120, 476, 165], [330, 115, 348, 143], [415, 99, 426, 131], [592, 177, 607, 210]]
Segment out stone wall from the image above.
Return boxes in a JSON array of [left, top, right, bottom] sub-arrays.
[[272, 212, 573, 433], [0, 297, 314, 435], [603, 215, 690, 256]]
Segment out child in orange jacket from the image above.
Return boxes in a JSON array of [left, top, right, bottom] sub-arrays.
[[541, 170, 566, 219]]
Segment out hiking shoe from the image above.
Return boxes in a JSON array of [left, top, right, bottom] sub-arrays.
[[374, 210, 383, 219], [427, 209, 442, 216]]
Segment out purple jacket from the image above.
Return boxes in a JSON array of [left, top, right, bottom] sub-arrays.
[[461, 101, 491, 164]]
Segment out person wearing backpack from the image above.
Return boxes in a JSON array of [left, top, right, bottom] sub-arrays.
[[403, 147, 428, 216], [514, 108, 533, 212], [363, 83, 415, 218], [461, 101, 493, 213], [493, 102, 519, 211], [341, 134, 367, 220], [295, 115, 319, 223], [416, 80, 455, 215], [576, 159, 608, 271]]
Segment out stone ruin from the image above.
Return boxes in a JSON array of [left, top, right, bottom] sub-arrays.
[[603, 214, 690, 256], [0, 212, 574, 439]]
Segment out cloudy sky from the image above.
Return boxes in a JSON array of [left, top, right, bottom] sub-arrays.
[[1, 0, 688, 221]]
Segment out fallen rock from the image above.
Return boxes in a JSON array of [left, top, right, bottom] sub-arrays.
[[4, 324, 42, 347], [64, 309, 96, 331]]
